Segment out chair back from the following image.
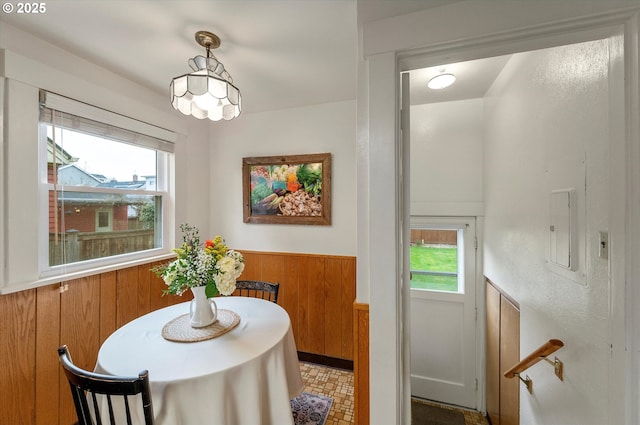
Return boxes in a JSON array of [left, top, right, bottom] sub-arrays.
[[57, 345, 154, 425], [235, 280, 280, 303]]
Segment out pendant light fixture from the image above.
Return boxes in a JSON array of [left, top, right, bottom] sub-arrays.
[[170, 31, 241, 121]]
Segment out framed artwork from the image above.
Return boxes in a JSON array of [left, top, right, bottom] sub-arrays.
[[242, 153, 331, 225]]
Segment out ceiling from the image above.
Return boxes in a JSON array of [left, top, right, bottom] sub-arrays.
[[0, 0, 506, 114], [408, 55, 511, 105]]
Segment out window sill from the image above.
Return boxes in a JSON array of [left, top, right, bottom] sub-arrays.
[[0, 252, 176, 295]]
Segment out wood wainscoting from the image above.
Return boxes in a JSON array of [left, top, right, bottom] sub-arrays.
[[353, 302, 370, 425], [486, 278, 520, 425], [0, 251, 356, 425], [239, 251, 356, 360]]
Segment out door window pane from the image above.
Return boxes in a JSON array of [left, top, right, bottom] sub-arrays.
[[410, 229, 460, 292]]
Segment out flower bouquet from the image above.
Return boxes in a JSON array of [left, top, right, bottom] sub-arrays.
[[153, 224, 245, 298]]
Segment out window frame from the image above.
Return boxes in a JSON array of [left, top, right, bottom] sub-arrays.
[[37, 91, 175, 279], [95, 208, 113, 232]]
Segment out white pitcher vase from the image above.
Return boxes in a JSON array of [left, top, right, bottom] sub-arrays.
[[189, 286, 217, 328]]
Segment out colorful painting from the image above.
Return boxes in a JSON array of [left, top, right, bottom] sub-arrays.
[[242, 153, 331, 225]]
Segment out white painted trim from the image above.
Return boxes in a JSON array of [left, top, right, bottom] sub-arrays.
[[400, 72, 412, 424], [364, 1, 639, 58], [0, 77, 4, 290], [367, 51, 402, 425], [411, 202, 484, 217], [0, 252, 175, 295], [621, 13, 640, 425], [475, 216, 486, 413]]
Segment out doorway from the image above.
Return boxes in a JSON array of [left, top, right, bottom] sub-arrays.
[[403, 33, 623, 420], [403, 54, 491, 412]]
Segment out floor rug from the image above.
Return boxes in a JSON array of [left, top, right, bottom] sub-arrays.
[[411, 399, 466, 425], [291, 392, 333, 425]]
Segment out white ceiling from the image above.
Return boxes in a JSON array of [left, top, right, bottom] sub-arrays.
[[408, 55, 511, 105], [0, 0, 505, 114]]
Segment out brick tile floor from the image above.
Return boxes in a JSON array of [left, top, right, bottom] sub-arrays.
[[299, 362, 489, 425], [299, 362, 354, 425]]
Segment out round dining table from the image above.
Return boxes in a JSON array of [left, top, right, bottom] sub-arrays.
[[95, 296, 304, 425]]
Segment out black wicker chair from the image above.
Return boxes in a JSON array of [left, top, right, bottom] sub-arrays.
[[234, 280, 280, 303], [57, 345, 155, 425]]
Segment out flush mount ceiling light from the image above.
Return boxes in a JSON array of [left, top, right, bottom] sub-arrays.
[[170, 31, 241, 121], [427, 72, 456, 90]]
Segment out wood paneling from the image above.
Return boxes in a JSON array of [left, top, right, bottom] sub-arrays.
[[285, 254, 310, 351], [238, 251, 356, 361], [1, 290, 37, 425], [485, 278, 520, 425], [308, 257, 327, 354], [116, 266, 141, 327], [0, 250, 356, 425], [59, 277, 101, 424], [340, 259, 356, 358], [35, 285, 61, 425], [99, 271, 117, 343], [500, 295, 520, 425], [486, 283, 500, 425], [60, 277, 101, 369], [486, 282, 501, 425], [353, 302, 370, 425]]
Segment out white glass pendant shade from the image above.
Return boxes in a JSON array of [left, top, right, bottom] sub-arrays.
[[170, 40, 241, 121], [171, 70, 241, 121], [427, 73, 456, 90]]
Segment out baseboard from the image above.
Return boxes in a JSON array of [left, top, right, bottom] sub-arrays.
[[297, 351, 354, 371]]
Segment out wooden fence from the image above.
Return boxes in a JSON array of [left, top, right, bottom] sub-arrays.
[[410, 229, 457, 246], [49, 229, 155, 265]]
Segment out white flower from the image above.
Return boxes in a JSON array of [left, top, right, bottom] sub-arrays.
[[215, 274, 237, 296], [217, 256, 233, 274], [196, 250, 214, 274]]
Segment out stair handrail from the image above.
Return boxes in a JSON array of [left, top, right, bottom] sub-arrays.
[[503, 338, 564, 393]]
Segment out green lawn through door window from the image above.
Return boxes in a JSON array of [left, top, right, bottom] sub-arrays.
[[410, 244, 459, 292]]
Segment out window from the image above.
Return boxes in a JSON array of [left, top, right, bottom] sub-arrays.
[[410, 226, 463, 293], [39, 91, 174, 272], [95, 209, 112, 232]]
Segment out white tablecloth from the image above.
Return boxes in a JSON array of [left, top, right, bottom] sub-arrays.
[[95, 296, 304, 425]]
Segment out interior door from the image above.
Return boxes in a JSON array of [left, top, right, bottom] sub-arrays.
[[410, 216, 478, 408]]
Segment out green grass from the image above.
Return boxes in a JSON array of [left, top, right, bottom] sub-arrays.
[[410, 245, 459, 292]]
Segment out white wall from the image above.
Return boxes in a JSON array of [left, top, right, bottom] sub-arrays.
[[174, 118, 214, 237], [208, 100, 357, 256], [410, 99, 483, 216], [483, 40, 615, 425]]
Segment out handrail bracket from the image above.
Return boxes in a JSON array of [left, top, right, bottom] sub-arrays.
[[543, 356, 563, 381], [503, 339, 565, 395], [515, 373, 533, 394]]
